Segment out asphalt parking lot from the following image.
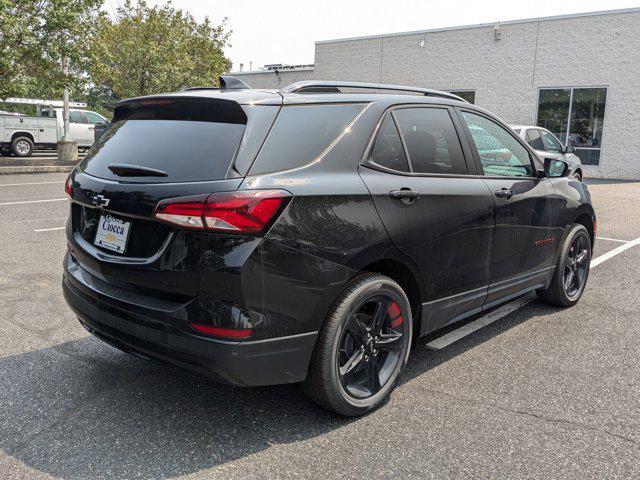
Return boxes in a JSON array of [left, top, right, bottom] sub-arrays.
[[0, 172, 638, 479]]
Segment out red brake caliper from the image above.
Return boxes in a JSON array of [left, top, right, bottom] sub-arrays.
[[387, 302, 403, 328]]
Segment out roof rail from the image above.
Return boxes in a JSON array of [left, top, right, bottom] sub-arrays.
[[182, 76, 252, 92], [279, 81, 468, 102]]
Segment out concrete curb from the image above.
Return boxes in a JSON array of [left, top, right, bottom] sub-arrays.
[[0, 165, 75, 175]]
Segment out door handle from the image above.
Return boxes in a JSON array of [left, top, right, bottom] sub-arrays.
[[494, 188, 514, 199], [389, 189, 420, 204]]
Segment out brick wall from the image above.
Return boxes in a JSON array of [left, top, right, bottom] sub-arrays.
[[233, 10, 640, 179]]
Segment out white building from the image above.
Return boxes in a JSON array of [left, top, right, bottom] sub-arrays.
[[234, 8, 640, 180]]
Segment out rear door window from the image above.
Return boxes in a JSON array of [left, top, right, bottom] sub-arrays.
[[249, 103, 364, 175], [79, 98, 247, 183], [369, 114, 410, 172], [69, 111, 85, 124], [526, 128, 545, 150], [394, 107, 467, 174]]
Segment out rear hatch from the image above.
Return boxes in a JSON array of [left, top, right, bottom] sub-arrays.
[[68, 93, 281, 300]]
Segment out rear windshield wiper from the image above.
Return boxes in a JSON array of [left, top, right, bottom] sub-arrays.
[[108, 163, 168, 177]]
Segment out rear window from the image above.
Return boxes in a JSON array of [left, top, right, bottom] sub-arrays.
[[80, 98, 246, 183], [249, 103, 365, 175]]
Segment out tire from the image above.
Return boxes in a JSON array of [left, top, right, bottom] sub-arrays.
[[537, 223, 591, 307], [303, 273, 413, 416], [11, 136, 34, 157]]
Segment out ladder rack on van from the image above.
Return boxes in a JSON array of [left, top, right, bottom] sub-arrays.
[[2, 98, 87, 108]]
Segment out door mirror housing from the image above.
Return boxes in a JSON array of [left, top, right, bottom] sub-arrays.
[[544, 157, 569, 178], [563, 145, 575, 154]]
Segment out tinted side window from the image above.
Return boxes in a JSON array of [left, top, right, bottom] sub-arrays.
[[526, 128, 545, 150], [85, 112, 106, 124], [370, 114, 409, 172], [540, 130, 563, 153], [250, 103, 364, 175], [461, 111, 534, 177], [394, 108, 467, 174], [69, 111, 84, 124]]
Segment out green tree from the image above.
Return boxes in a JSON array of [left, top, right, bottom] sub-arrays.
[[0, 0, 103, 100], [89, 0, 232, 99]]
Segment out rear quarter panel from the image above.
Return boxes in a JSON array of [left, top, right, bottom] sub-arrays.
[[548, 176, 596, 252], [235, 102, 415, 335]]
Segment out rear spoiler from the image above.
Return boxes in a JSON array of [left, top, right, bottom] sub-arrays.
[[113, 96, 247, 124]]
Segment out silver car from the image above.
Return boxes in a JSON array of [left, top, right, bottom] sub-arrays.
[[510, 125, 583, 181]]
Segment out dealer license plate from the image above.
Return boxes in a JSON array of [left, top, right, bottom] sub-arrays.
[[94, 214, 131, 254]]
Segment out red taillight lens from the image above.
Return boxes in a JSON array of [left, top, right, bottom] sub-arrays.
[[203, 191, 289, 233], [154, 190, 291, 234], [64, 175, 73, 198], [189, 323, 254, 339]]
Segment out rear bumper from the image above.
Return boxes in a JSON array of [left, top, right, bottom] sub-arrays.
[[62, 252, 317, 386]]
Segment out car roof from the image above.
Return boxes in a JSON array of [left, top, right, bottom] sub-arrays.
[[117, 80, 475, 109], [279, 91, 471, 107], [510, 124, 549, 132]]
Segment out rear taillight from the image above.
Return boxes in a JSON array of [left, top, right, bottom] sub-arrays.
[[64, 175, 73, 198], [153, 190, 291, 234]]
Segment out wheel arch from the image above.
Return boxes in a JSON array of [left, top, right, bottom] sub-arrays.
[[11, 132, 35, 143], [574, 210, 595, 246], [358, 257, 424, 337]]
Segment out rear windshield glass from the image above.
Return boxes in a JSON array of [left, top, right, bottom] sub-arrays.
[[249, 103, 365, 175], [80, 120, 245, 182], [80, 98, 246, 183]]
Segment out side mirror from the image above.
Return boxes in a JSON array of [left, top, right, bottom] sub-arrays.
[[563, 145, 575, 154], [544, 157, 569, 178]]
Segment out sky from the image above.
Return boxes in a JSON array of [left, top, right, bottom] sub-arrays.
[[134, 0, 640, 71]]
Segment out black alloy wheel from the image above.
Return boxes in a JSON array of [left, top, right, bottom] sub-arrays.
[[337, 295, 406, 399], [537, 223, 591, 307], [304, 273, 412, 416], [563, 232, 589, 300]]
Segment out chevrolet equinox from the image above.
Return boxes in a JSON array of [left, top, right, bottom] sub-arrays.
[[63, 77, 596, 416]]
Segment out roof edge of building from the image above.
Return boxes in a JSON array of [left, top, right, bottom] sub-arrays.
[[315, 7, 640, 44], [230, 66, 315, 75]]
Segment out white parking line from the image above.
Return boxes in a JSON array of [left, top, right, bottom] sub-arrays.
[[0, 198, 67, 206], [426, 235, 640, 350], [591, 236, 640, 268], [34, 226, 66, 232], [596, 236, 630, 243], [8, 216, 67, 225], [0, 181, 64, 187]]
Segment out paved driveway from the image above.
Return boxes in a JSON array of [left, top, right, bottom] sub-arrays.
[[0, 174, 638, 479]]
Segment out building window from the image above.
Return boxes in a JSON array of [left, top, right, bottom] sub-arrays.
[[537, 87, 607, 165], [448, 90, 475, 104]]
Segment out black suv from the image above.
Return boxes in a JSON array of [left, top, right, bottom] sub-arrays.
[[63, 78, 596, 416]]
